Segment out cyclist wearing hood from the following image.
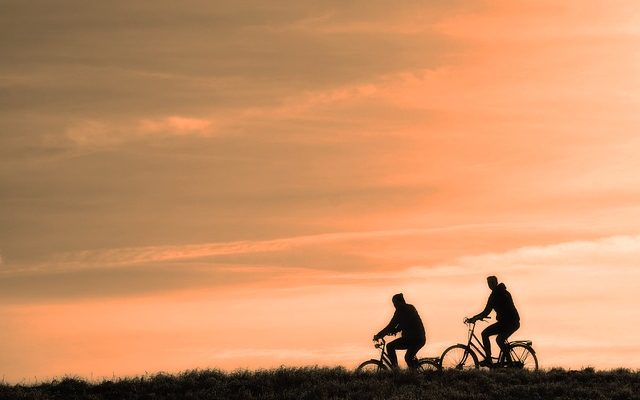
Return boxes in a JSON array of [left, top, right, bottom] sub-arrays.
[[468, 276, 520, 366], [373, 293, 426, 369]]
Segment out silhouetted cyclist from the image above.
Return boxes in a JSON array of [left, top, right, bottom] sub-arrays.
[[468, 276, 520, 367], [373, 293, 426, 369]]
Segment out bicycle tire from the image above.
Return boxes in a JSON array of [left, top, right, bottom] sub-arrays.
[[440, 344, 479, 370], [416, 358, 440, 372], [502, 343, 538, 371], [356, 359, 388, 373]]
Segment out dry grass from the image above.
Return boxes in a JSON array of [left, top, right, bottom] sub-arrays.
[[1, 367, 639, 400]]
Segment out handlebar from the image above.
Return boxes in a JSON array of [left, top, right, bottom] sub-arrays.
[[373, 337, 386, 349], [463, 316, 491, 324]]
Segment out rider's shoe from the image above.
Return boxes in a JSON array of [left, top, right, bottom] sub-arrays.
[[479, 359, 493, 368]]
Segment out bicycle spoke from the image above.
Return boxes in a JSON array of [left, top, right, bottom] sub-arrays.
[[455, 353, 466, 367], [416, 359, 439, 372], [441, 345, 478, 370], [508, 344, 538, 371], [511, 348, 521, 360], [513, 347, 528, 362]]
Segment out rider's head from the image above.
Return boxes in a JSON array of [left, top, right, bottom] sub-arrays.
[[392, 293, 406, 308], [487, 275, 498, 290]]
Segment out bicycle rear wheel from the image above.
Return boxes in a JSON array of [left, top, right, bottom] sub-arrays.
[[356, 359, 387, 373], [416, 358, 440, 372], [504, 343, 538, 371], [440, 344, 479, 370]]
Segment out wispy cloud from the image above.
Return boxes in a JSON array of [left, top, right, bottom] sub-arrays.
[[63, 115, 217, 148], [138, 116, 215, 136], [10, 223, 502, 274], [318, 234, 640, 285]]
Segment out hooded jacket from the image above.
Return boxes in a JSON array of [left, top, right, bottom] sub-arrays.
[[479, 283, 520, 323], [377, 303, 426, 341]]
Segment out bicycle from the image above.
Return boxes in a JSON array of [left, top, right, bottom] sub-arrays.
[[356, 337, 440, 372], [440, 318, 538, 370]]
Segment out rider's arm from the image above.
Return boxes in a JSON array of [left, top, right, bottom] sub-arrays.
[[471, 294, 493, 321], [375, 309, 400, 339]]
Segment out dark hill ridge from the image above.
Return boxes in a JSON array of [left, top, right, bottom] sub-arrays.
[[1, 367, 639, 400]]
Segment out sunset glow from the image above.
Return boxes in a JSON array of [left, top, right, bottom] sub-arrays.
[[2, 0, 640, 382]]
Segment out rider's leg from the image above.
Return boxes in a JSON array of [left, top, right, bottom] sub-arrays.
[[386, 338, 408, 368], [496, 321, 520, 363], [404, 337, 426, 369], [481, 323, 502, 364]]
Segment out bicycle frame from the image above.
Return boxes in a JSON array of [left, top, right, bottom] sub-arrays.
[[464, 320, 530, 363], [375, 339, 394, 368], [464, 321, 493, 361], [373, 338, 435, 369], [441, 318, 538, 370]]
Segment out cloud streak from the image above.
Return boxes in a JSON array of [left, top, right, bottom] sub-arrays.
[[8, 223, 503, 274]]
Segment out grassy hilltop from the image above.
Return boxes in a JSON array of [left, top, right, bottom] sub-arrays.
[[1, 367, 639, 400]]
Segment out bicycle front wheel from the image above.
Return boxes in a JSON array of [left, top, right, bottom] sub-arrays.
[[440, 344, 479, 370], [356, 359, 387, 373], [416, 358, 440, 372], [505, 344, 538, 371]]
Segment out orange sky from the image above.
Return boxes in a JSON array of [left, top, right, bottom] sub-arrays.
[[2, 0, 640, 382]]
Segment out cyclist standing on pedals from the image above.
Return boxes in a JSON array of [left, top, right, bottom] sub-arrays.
[[467, 275, 520, 367], [373, 293, 426, 370]]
